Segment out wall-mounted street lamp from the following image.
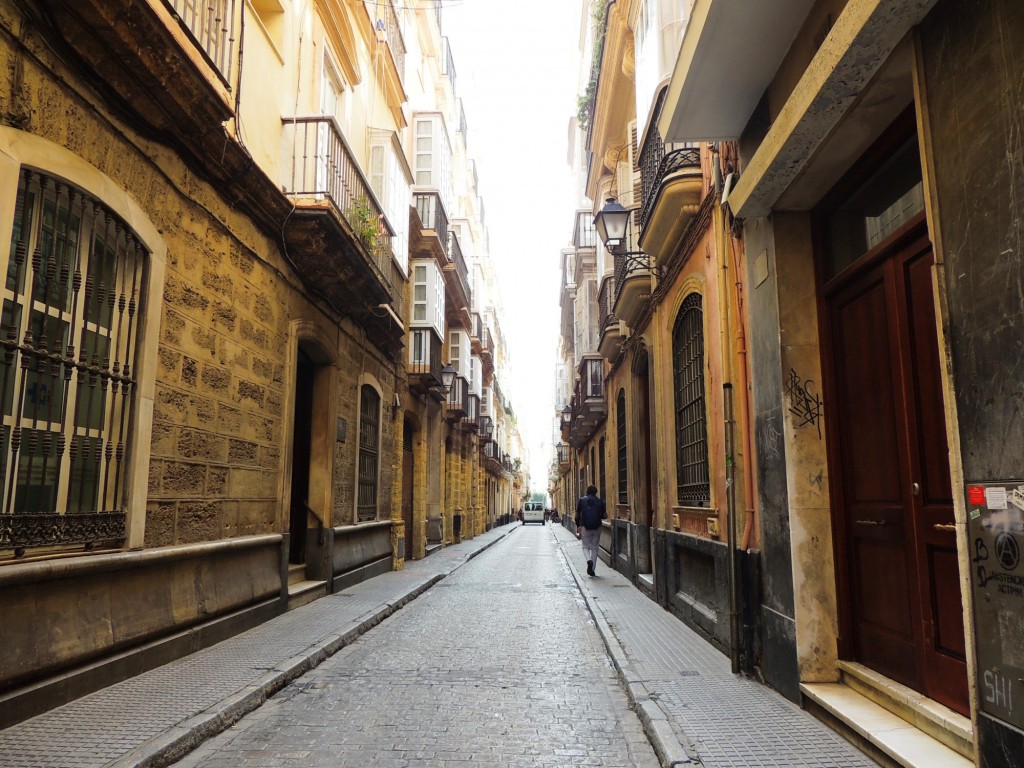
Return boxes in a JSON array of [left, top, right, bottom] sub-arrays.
[[560, 405, 572, 430], [593, 197, 630, 249], [481, 416, 494, 440], [440, 363, 456, 393]]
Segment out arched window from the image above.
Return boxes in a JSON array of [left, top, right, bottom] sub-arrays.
[[357, 384, 381, 521], [616, 389, 628, 505], [672, 293, 710, 506], [1, 170, 146, 551]]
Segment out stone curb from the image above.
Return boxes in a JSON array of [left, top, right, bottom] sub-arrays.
[[102, 527, 515, 768], [552, 526, 701, 768]]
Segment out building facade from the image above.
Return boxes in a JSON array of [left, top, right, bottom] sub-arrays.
[[558, 0, 1022, 766], [0, 0, 525, 726]]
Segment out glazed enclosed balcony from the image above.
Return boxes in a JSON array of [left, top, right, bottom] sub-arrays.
[[282, 116, 405, 353], [462, 393, 480, 431], [557, 443, 570, 471], [597, 275, 626, 360], [34, 0, 236, 142], [638, 91, 704, 265], [573, 210, 598, 250], [443, 230, 472, 326], [568, 355, 606, 449], [446, 375, 470, 421], [413, 191, 450, 263], [408, 329, 444, 396]]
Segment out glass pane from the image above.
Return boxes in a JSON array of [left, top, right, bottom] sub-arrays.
[[825, 138, 923, 279], [85, 226, 117, 328], [33, 194, 79, 311], [7, 186, 32, 292], [0, 301, 23, 416], [22, 311, 69, 423], [74, 329, 111, 430], [13, 427, 60, 513], [67, 434, 102, 513]]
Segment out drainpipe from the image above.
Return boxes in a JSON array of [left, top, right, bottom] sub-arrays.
[[724, 383, 741, 674]]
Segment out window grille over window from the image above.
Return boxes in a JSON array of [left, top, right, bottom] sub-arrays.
[[1, 170, 146, 555], [357, 384, 381, 522], [672, 293, 710, 506], [616, 390, 628, 505]]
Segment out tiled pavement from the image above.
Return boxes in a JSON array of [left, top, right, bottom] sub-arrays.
[[0, 522, 880, 768], [0, 528, 515, 768], [550, 523, 879, 768]]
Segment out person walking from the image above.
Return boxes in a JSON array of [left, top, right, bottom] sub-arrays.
[[574, 485, 606, 576]]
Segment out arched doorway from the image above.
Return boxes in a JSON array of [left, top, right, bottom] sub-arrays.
[[287, 337, 334, 579]]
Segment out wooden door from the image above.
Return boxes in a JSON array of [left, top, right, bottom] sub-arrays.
[[828, 227, 968, 714]]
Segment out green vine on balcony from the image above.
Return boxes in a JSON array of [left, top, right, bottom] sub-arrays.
[[347, 195, 381, 253], [576, 0, 609, 134]]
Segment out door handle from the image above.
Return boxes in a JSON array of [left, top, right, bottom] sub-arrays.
[[911, 482, 921, 496], [933, 523, 956, 532], [855, 519, 888, 526]]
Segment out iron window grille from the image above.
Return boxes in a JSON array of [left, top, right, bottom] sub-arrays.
[[357, 385, 381, 522], [672, 293, 710, 506], [616, 390, 628, 505], [1, 170, 146, 555], [598, 437, 606, 502]]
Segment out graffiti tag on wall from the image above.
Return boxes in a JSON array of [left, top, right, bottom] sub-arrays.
[[784, 368, 822, 439]]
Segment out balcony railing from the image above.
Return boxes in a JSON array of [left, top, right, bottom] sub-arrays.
[[640, 146, 702, 232], [556, 443, 569, 466], [442, 36, 456, 93], [598, 275, 616, 332], [378, 0, 406, 81], [464, 392, 480, 428], [614, 250, 653, 298], [457, 99, 468, 137], [447, 375, 469, 418], [408, 329, 443, 385], [414, 191, 450, 258], [167, 0, 236, 81], [283, 116, 396, 265]]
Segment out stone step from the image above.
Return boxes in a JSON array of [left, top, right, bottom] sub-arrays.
[[802, 682, 973, 768], [286, 579, 327, 610], [287, 563, 306, 586], [838, 662, 974, 759]]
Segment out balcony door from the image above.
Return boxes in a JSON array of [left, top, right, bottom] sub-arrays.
[[316, 52, 347, 195]]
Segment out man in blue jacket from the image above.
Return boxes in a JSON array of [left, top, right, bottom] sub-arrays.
[[574, 485, 606, 576]]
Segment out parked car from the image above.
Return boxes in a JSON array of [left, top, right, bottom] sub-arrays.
[[522, 501, 545, 525]]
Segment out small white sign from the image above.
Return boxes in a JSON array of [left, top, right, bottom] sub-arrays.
[[986, 486, 1008, 510]]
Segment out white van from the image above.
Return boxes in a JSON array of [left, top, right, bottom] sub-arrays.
[[522, 501, 545, 525]]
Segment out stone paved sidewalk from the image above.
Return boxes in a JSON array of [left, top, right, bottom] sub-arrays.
[[0, 527, 514, 768], [550, 523, 879, 768]]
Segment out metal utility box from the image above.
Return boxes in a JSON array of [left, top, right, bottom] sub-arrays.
[[966, 480, 1024, 730]]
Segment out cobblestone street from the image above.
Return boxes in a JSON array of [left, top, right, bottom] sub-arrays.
[[173, 525, 659, 767]]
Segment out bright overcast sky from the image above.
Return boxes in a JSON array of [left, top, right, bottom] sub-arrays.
[[443, 1, 584, 498]]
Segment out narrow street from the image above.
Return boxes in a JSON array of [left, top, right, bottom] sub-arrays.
[[173, 524, 658, 767]]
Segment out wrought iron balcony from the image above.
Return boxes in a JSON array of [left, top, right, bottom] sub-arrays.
[[463, 393, 480, 430], [281, 116, 405, 352], [637, 90, 704, 263], [442, 36, 456, 93], [446, 375, 470, 420], [32, 0, 237, 151], [413, 192, 451, 262], [377, 0, 406, 82], [612, 249, 654, 328], [443, 230, 471, 318], [598, 274, 625, 360], [568, 355, 606, 448]]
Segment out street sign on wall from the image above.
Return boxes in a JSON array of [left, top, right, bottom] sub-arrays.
[[967, 480, 1024, 730]]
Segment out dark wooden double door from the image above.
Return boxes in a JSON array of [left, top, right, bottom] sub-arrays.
[[826, 222, 968, 715]]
